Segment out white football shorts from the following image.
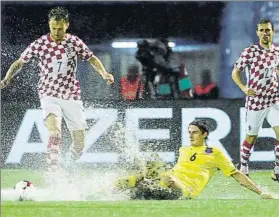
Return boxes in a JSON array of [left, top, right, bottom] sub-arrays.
[[246, 103, 279, 135], [40, 96, 87, 131]]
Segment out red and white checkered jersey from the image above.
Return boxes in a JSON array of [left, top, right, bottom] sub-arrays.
[[235, 43, 279, 111], [20, 33, 93, 100]]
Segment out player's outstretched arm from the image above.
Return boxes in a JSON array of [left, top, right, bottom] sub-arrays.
[[88, 55, 114, 85], [232, 171, 275, 199], [0, 59, 25, 89]]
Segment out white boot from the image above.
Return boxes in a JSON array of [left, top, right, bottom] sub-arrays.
[[239, 164, 249, 176]]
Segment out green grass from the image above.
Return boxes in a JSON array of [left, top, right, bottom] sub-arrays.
[[2, 200, 279, 217], [1, 169, 279, 217]]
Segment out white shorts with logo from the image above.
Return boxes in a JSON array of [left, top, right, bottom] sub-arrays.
[[40, 96, 87, 131], [246, 103, 279, 135]]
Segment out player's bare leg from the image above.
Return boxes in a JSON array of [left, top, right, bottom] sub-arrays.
[[45, 113, 62, 173], [240, 135, 257, 176], [65, 130, 85, 173], [70, 130, 85, 161], [272, 126, 279, 181]]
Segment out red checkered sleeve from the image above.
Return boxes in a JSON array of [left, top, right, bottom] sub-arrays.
[[235, 48, 253, 72], [74, 36, 93, 61], [20, 40, 39, 63]]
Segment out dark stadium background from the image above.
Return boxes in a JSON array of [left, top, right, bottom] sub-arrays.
[[1, 1, 224, 45]]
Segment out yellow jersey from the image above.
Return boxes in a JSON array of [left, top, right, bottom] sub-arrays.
[[166, 145, 237, 199]]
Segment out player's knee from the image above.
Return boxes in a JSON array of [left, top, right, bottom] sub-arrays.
[[45, 113, 57, 122], [45, 114, 61, 137]]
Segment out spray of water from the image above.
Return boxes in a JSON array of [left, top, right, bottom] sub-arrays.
[[2, 117, 148, 201]]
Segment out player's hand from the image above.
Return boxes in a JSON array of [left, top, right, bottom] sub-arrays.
[[0, 79, 10, 89], [103, 73, 114, 85], [241, 87, 257, 96]]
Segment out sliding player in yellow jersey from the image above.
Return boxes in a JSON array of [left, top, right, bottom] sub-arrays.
[[116, 120, 278, 199], [161, 120, 277, 199]]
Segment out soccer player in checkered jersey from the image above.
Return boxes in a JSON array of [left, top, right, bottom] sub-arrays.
[[232, 18, 279, 181], [0, 7, 114, 176]]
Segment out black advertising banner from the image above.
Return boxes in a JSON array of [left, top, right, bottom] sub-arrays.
[[1, 99, 276, 169]]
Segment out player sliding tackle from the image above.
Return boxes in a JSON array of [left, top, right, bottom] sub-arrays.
[[115, 120, 278, 199], [0, 7, 114, 184]]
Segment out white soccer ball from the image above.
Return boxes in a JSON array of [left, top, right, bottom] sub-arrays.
[[14, 180, 35, 201]]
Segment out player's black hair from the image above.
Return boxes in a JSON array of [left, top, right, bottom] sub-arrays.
[[189, 120, 209, 139], [257, 18, 274, 31], [48, 7, 69, 22]]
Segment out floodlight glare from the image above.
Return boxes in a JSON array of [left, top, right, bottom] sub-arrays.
[[111, 42, 138, 48]]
